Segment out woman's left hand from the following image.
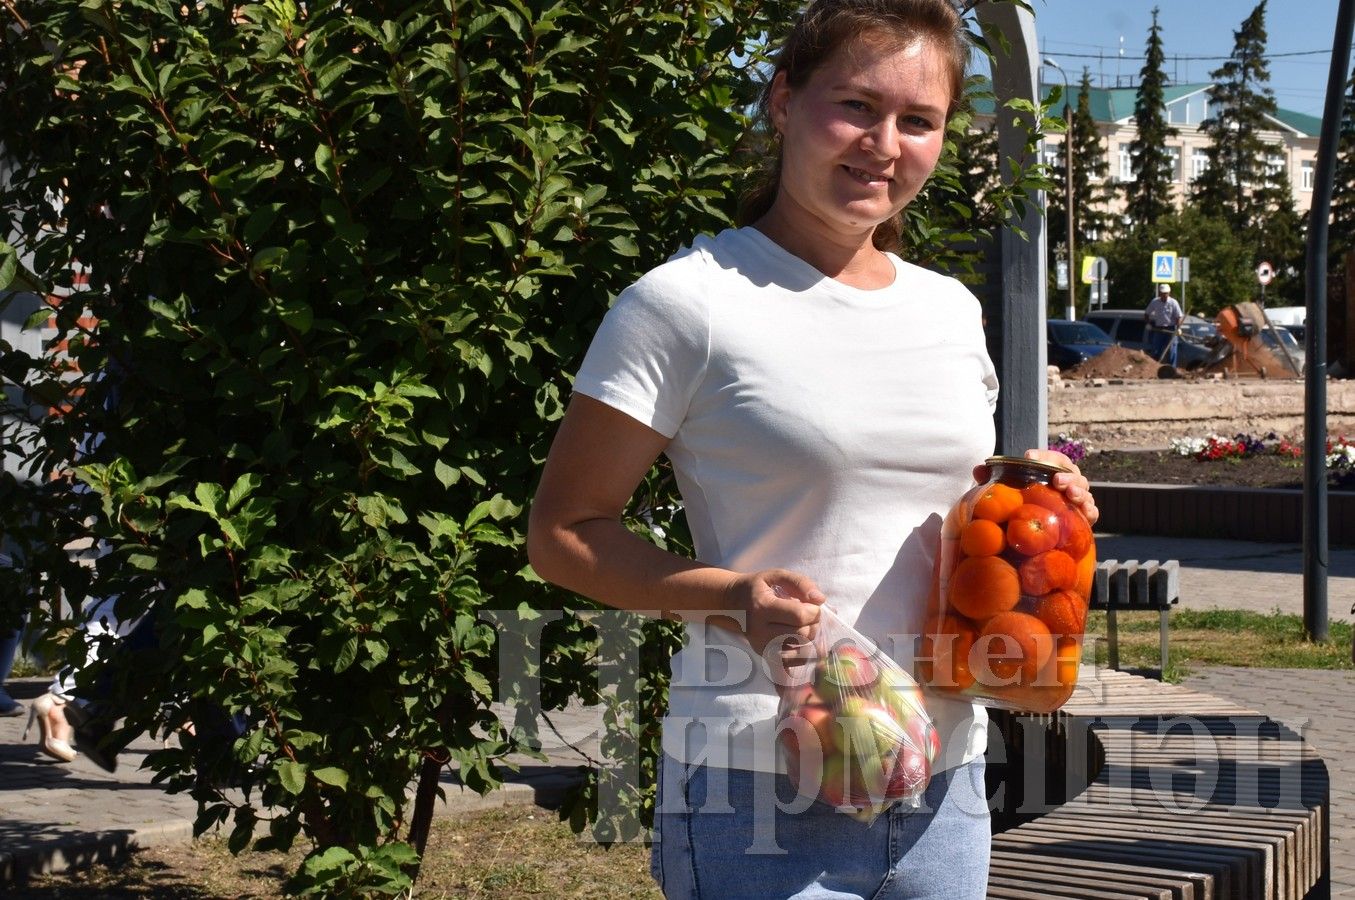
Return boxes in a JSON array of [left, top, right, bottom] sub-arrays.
[[971, 449, 1099, 526]]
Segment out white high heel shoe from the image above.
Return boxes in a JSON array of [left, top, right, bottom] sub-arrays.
[[22, 693, 77, 763]]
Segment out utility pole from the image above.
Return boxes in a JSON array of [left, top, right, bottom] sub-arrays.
[[1304, 0, 1355, 645], [1044, 58, 1076, 321]]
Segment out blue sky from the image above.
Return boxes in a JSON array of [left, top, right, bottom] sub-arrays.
[[1024, 0, 1345, 117]]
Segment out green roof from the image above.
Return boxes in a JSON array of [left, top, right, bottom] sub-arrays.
[[1269, 107, 1322, 136], [967, 79, 1318, 135]]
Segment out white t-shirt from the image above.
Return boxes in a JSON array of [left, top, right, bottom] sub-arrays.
[[574, 226, 999, 774]]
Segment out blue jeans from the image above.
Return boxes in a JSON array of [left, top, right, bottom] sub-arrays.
[[1147, 329, 1176, 366], [0, 628, 20, 711], [651, 755, 990, 899]]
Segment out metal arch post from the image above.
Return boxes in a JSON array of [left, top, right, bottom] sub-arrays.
[[1304, 0, 1355, 645], [976, 2, 1048, 457]]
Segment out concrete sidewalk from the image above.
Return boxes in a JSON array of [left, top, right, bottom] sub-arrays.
[[1097, 532, 1355, 622], [1, 534, 1352, 894], [0, 678, 597, 884]]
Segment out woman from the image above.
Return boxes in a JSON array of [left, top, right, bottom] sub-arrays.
[[528, 1, 1098, 896]]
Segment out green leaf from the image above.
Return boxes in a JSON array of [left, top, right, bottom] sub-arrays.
[[363, 639, 389, 666], [462, 667, 493, 700], [277, 298, 314, 333], [488, 221, 514, 249], [278, 759, 308, 795], [608, 234, 639, 257], [249, 247, 287, 276], [311, 766, 348, 789], [314, 143, 337, 182], [434, 459, 460, 487], [218, 517, 245, 549], [226, 473, 263, 511], [194, 483, 225, 513], [334, 635, 359, 673], [0, 243, 16, 290]]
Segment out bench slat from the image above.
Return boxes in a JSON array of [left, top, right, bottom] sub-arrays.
[[989, 850, 1187, 899], [984, 669, 1326, 900]]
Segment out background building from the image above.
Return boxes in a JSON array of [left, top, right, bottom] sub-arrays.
[[1042, 82, 1318, 222]]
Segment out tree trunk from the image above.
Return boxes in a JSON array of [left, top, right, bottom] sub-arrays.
[[404, 749, 445, 882]]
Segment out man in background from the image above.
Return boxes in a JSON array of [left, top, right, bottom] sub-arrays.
[[1145, 283, 1184, 366]]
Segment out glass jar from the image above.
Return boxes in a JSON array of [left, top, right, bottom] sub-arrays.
[[919, 455, 1095, 713]]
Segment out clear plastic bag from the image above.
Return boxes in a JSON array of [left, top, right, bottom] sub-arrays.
[[775, 605, 937, 822]]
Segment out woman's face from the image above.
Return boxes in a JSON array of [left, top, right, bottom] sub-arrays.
[[769, 34, 952, 243]]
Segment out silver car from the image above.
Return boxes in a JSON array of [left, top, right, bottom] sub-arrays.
[[1261, 324, 1305, 375]]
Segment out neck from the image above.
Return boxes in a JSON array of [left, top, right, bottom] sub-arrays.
[[752, 204, 894, 290]]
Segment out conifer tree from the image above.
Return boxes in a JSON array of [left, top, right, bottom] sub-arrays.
[[1124, 7, 1178, 231], [945, 111, 1003, 239], [1191, 1, 1277, 233], [1329, 62, 1355, 271], [1071, 68, 1115, 244], [1045, 83, 1072, 259], [1252, 161, 1305, 299]]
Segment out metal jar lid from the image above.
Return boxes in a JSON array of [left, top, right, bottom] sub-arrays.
[[984, 454, 1070, 476]]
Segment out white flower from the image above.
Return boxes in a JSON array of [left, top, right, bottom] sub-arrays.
[[1169, 436, 1207, 457]]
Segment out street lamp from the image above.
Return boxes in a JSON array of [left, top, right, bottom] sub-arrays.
[[1042, 57, 1076, 322]]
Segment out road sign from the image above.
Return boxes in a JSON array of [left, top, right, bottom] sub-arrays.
[[1151, 250, 1177, 283], [1180, 257, 1190, 283], [1081, 256, 1107, 284], [1256, 261, 1274, 285]]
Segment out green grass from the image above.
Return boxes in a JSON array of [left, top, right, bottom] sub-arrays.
[[1084, 607, 1353, 682], [8, 654, 54, 678], [22, 805, 662, 899]]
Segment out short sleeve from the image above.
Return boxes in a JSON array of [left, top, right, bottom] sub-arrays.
[[573, 265, 711, 439]]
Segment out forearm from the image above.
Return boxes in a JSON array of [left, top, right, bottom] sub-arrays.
[[529, 516, 740, 626]]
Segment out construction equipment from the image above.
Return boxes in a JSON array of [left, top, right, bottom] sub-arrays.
[[1214, 301, 1301, 377]]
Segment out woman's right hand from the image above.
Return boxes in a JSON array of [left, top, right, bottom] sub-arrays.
[[722, 569, 827, 658]]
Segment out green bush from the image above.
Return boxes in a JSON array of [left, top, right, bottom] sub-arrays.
[[0, 0, 1045, 893]]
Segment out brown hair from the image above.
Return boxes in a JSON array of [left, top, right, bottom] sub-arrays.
[[737, 0, 969, 251]]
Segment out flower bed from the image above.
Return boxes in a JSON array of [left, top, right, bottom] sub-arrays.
[[1060, 432, 1355, 545]]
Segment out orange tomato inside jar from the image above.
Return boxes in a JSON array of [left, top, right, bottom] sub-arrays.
[[921, 456, 1095, 713]]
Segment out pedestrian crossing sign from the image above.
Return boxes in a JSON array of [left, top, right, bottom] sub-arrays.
[[1151, 250, 1177, 283]]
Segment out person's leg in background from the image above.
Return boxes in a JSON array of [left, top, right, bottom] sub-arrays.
[[0, 627, 24, 716], [1147, 329, 1166, 362], [23, 592, 128, 766]]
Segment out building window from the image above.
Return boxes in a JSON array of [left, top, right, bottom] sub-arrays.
[[1041, 144, 1061, 171], [1164, 146, 1181, 182], [1265, 153, 1285, 177], [1191, 148, 1209, 182], [1302, 159, 1315, 191], [1118, 143, 1133, 182]]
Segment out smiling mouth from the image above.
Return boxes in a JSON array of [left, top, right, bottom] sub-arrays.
[[843, 165, 891, 186]]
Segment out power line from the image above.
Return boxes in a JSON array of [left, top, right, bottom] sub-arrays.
[[1047, 45, 1354, 63]]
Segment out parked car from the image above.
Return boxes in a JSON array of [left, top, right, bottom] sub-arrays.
[[1262, 306, 1306, 345], [1261, 324, 1305, 375], [1046, 319, 1114, 370], [1263, 305, 1306, 329], [1083, 309, 1213, 369], [1178, 314, 1219, 344]]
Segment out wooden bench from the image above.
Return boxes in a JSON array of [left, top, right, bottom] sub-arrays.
[[986, 668, 1330, 899], [1089, 559, 1181, 672]]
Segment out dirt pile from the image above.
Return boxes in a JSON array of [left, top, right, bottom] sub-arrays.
[[1199, 342, 1300, 379], [1065, 345, 1167, 380], [1064, 342, 1300, 381]]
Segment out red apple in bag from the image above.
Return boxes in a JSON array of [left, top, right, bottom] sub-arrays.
[[815, 644, 879, 705]]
